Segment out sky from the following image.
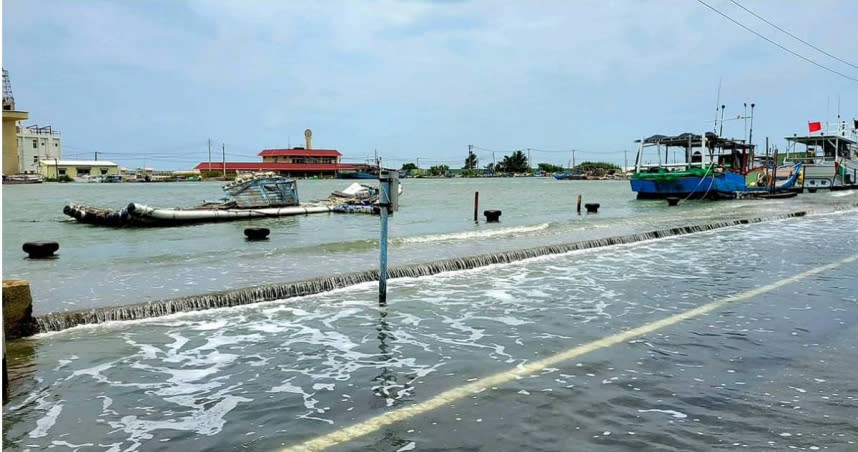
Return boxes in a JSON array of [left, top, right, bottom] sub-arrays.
[[2, 0, 857, 170]]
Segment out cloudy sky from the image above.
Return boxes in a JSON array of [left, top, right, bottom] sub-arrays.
[[3, 0, 856, 170]]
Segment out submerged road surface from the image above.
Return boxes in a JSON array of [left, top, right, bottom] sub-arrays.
[[3, 211, 858, 451]]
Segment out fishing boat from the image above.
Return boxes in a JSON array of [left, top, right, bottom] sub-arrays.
[[553, 171, 586, 180], [63, 172, 391, 227], [781, 120, 858, 190], [2, 174, 43, 184], [630, 132, 801, 199]]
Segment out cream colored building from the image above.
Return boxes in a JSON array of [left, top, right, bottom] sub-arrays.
[[18, 125, 62, 173], [39, 159, 119, 180]]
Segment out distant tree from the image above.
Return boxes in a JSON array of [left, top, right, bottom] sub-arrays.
[[576, 161, 621, 174], [401, 162, 418, 172], [484, 163, 495, 174], [429, 165, 450, 176], [498, 150, 529, 173], [538, 163, 565, 173], [463, 151, 478, 170]]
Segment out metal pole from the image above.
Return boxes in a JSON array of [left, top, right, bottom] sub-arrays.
[[719, 105, 725, 136], [748, 103, 755, 150], [208, 138, 212, 171], [379, 203, 389, 305], [222, 143, 226, 178], [378, 172, 392, 305]]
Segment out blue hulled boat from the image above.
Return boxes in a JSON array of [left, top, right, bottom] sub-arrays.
[[630, 132, 800, 199]]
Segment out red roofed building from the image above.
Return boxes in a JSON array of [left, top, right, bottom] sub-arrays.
[[194, 147, 357, 178]]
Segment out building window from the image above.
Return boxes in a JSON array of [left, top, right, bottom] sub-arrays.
[[100, 168, 108, 175], [78, 168, 90, 175], [33, 156, 39, 163], [32, 139, 37, 149], [54, 143, 58, 147], [58, 168, 66, 175]]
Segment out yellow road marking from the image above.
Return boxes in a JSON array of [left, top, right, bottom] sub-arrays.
[[283, 253, 858, 451]]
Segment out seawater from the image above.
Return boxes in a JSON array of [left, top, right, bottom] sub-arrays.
[[2, 180, 858, 451], [3, 179, 858, 313]]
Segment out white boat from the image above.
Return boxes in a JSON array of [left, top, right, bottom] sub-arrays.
[[782, 120, 858, 190], [63, 173, 399, 227]]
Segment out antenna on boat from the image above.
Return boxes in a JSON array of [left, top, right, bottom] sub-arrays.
[[713, 77, 722, 134], [719, 105, 725, 137], [744, 103, 748, 144], [748, 103, 755, 151]]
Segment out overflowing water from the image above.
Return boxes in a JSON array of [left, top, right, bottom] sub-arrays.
[[3, 180, 858, 451]]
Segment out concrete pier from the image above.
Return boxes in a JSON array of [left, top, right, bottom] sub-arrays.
[[3, 280, 38, 339], [3, 280, 38, 403]]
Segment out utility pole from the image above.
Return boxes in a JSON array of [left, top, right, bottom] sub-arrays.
[[527, 148, 531, 171], [222, 143, 226, 178], [208, 138, 212, 171], [94, 151, 98, 161], [624, 150, 628, 171], [571, 150, 576, 170]]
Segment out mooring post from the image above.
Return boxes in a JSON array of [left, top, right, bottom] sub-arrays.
[[2, 322, 6, 404], [473, 191, 479, 224], [377, 170, 399, 305], [577, 194, 582, 214]]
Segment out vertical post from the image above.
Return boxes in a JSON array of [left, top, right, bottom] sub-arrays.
[[378, 169, 398, 305], [770, 148, 778, 192], [2, 321, 6, 403], [208, 138, 212, 172], [474, 191, 479, 224], [222, 143, 226, 178], [379, 200, 389, 305], [577, 194, 582, 214], [748, 103, 755, 149]]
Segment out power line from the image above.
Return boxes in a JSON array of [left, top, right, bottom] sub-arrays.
[[696, 0, 858, 83], [728, 0, 858, 71]]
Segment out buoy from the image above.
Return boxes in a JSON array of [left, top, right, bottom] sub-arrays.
[[666, 197, 680, 206], [483, 210, 502, 222], [244, 227, 270, 240], [22, 241, 59, 258], [584, 203, 600, 213]]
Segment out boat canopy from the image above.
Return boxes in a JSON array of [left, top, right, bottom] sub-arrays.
[[785, 134, 857, 146], [636, 132, 752, 150]]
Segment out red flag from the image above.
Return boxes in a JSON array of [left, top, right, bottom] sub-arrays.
[[808, 121, 822, 133]]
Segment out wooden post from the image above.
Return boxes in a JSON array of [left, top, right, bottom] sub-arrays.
[[576, 194, 582, 214], [2, 322, 6, 403], [473, 192, 479, 224]]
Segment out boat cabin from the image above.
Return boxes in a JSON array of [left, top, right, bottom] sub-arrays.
[[782, 123, 858, 165], [634, 132, 754, 174]]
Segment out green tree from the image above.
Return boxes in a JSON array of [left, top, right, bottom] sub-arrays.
[[484, 163, 495, 174], [401, 162, 418, 174], [498, 150, 529, 173], [538, 163, 565, 173], [576, 161, 621, 174], [429, 165, 450, 176], [463, 151, 478, 170]]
